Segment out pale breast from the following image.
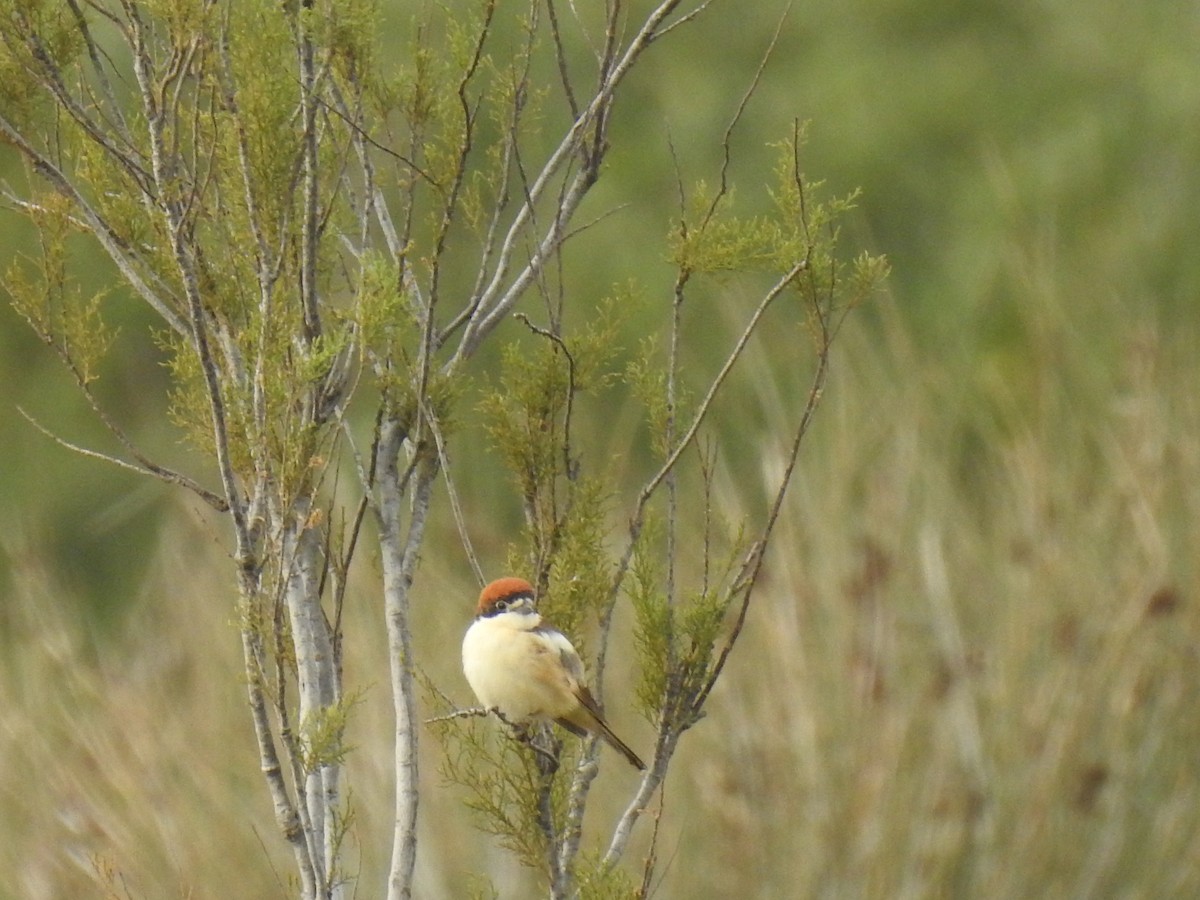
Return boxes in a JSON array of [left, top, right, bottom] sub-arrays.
[[462, 615, 579, 721]]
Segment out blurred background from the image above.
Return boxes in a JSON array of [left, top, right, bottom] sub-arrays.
[[2, 1, 1199, 897]]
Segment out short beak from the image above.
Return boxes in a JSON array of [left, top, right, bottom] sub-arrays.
[[512, 596, 536, 613]]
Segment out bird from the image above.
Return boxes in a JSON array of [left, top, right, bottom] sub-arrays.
[[461, 576, 646, 770]]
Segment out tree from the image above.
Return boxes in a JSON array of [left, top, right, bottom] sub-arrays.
[[0, 1, 884, 897]]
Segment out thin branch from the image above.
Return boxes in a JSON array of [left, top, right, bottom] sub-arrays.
[[435, 3, 533, 347], [537, 745, 567, 900], [128, 0, 253, 559], [315, 84, 437, 188], [215, 16, 276, 289], [296, 11, 323, 344], [697, 0, 790, 232], [600, 249, 813, 867], [424, 705, 568, 777], [16, 12, 152, 192], [0, 191, 87, 229], [655, 0, 719, 40], [376, 433, 437, 900], [0, 114, 188, 336], [424, 707, 494, 725], [546, 0, 581, 121], [639, 780, 669, 897], [515, 312, 577, 478], [693, 291, 838, 714], [66, 0, 134, 145], [446, 0, 689, 365], [426, 0, 496, 313], [241, 621, 318, 900], [17, 406, 228, 512], [614, 259, 808, 587], [602, 729, 681, 867], [557, 738, 601, 884], [427, 410, 486, 588]]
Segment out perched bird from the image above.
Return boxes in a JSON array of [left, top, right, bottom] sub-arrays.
[[462, 576, 646, 770]]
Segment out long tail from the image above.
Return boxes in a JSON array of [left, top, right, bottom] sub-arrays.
[[595, 717, 646, 770], [564, 686, 647, 770]]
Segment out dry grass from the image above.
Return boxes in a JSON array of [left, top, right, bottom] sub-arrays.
[[2, 0, 1197, 896], [666, 296, 1200, 897], [3, 278, 1198, 899]]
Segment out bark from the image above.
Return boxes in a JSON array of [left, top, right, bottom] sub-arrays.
[[375, 417, 437, 900], [281, 499, 343, 897]]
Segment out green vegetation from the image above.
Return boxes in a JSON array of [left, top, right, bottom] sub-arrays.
[[2, 1, 1198, 898]]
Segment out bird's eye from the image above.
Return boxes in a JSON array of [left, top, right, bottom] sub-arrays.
[[495, 599, 509, 611]]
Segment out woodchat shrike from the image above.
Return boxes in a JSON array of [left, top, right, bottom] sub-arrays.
[[462, 577, 646, 770]]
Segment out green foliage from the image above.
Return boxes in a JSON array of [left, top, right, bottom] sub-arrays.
[[480, 306, 621, 550], [628, 515, 670, 716], [668, 129, 878, 287], [317, 0, 381, 86], [464, 876, 502, 900], [628, 511, 747, 727], [382, 0, 511, 211], [4, 191, 114, 386], [352, 249, 461, 433], [301, 690, 364, 771], [434, 711, 574, 877], [670, 183, 780, 275], [620, 282, 697, 461], [624, 336, 671, 458], [220, 4, 299, 240], [540, 476, 614, 645], [574, 852, 639, 900], [480, 338, 562, 499], [0, 0, 83, 123], [160, 327, 223, 458], [354, 251, 416, 351]]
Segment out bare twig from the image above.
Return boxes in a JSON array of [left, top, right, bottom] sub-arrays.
[[427, 410, 486, 588], [515, 312, 578, 478], [376, 434, 437, 900], [17, 407, 228, 512], [65, 0, 134, 144], [446, 0, 689, 365], [0, 114, 188, 337], [698, 0, 791, 231], [546, 0, 581, 120], [16, 13, 152, 192], [603, 729, 681, 868], [609, 258, 808, 613], [424, 707, 494, 725], [240, 626, 317, 898], [295, 11, 323, 345], [639, 782, 670, 898]]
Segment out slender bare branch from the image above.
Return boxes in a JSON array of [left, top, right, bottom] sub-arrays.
[[376, 426, 437, 900], [65, 0, 135, 144], [17, 405, 228, 512], [127, 0, 253, 560], [295, 11, 323, 344], [697, 0, 791, 232], [446, 0, 689, 365], [241, 625, 319, 900], [602, 729, 681, 867], [424, 707, 493, 725], [14, 10, 152, 192], [0, 114, 188, 336], [428, 411, 486, 588], [546, 0, 581, 121], [615, 258, 808, 579]]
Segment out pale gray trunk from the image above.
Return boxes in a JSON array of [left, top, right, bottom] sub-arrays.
[[376, 419, 435, 900], [282, 499, 344, 899]]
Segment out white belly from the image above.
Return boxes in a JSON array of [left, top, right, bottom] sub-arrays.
[[462, 616, 574, 721]]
